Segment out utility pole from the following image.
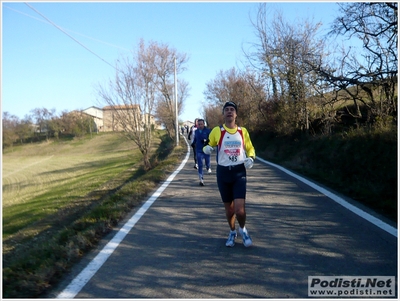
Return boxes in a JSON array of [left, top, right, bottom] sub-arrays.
[[174, 57, 179, 146]]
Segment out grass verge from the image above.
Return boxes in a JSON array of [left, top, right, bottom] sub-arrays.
[[252, 127, 397, 223], [2, 131, 187, 298]]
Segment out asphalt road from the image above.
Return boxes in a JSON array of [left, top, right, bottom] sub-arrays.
[[52, 140, 397, 298]]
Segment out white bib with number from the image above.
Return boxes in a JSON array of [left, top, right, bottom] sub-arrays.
[[217, 128, 246, 167]]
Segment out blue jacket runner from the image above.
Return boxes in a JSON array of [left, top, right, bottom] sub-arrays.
[[194, 127, 211, 153]]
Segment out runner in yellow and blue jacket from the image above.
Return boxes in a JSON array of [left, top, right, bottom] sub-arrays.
[[203, 101, 255, 247]]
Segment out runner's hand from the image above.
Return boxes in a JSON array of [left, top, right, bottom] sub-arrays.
[[203, 145, 214, 155], [244, 158, 254, 169]]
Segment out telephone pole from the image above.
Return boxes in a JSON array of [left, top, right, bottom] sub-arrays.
[[174, 57, 179, 146]]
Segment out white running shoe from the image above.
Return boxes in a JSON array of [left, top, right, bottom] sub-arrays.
[[207, 168, 212, 173], [225, 230, 237, 247], [239, 227, 253, 247]]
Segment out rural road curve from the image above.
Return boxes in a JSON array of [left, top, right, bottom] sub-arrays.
[[51, 139, 397, 298]]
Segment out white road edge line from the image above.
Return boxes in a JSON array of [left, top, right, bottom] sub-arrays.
[[256, 156, 397, 238], [57, 138, 190, 299]]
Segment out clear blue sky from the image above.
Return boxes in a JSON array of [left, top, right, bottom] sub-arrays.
[[2, 1, 341, 123]]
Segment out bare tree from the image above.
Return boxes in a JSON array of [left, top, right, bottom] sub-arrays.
[[151, 42, 189, 140], [156, 78, 189, 139], [58, 110, 77, 135], [30, 107, 56, 140], [318, 2, 398, 126], [203, 68, 266, 131], [96, 39, 189, 169], [201, 103, 222, 129], [2, 112, 19, 149], [204, 68, 243, 127], [15, 115, 34, 143], [244, 3, 328, 134], [96, 45, 155, 169]]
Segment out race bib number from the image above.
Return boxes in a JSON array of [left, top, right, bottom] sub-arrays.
[[225, 149, 240, 162]]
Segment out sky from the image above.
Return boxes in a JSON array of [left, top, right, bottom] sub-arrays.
[[2, 1, 342, 124]]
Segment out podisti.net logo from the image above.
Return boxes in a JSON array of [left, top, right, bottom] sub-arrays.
[[308, 276, 395, 297]]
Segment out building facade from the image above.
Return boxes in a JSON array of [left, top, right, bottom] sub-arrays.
[[82, 105, 161, 132]]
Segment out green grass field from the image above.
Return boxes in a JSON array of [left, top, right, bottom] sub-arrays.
[[3, 133, 139, 240], [2, 131, 185, 298]]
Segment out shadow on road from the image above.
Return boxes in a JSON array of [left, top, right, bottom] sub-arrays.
[[55, 151, 398, 298]]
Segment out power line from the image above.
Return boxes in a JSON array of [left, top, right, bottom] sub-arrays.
[[24, 2, 118, 71], [5, 4, 130, 52]]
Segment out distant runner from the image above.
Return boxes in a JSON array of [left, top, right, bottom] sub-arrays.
[[193, 118, 211, 186], [188, 118, 199, 170]]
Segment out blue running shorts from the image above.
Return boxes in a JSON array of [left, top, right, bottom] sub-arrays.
[[216, 163, 247, 203]]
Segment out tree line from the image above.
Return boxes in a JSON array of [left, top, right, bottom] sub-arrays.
[[2, 108, 95, 149], [203, 3, 397, 136]]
